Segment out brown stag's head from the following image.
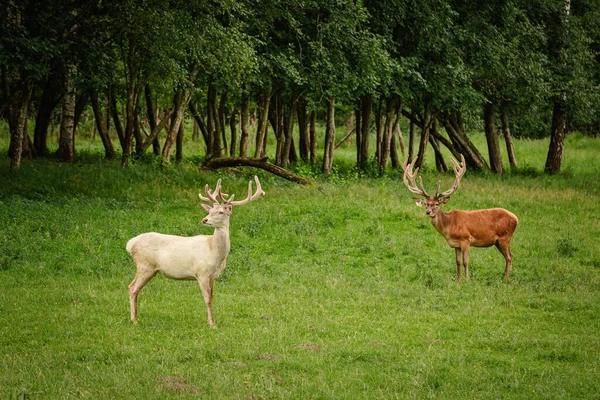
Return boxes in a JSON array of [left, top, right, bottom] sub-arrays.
[[400, 155, 466, 218]]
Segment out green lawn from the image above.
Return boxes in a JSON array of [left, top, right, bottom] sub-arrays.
[[1, 132, 599, 399]]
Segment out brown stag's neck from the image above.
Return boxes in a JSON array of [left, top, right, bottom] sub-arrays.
[[430, 209, 450, 236]]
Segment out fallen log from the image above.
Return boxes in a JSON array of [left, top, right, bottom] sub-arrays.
[[203, 157, 313, 185]]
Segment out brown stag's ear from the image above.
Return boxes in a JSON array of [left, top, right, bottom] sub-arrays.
[[200, 203, 212, 213], [439, 197, 450, 204], [415, 198, 426, 207]]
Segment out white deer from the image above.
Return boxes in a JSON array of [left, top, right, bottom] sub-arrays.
[[126, 176, 265, 327], [401, 155, 518, 281]]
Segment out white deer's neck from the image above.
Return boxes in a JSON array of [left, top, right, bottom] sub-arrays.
[[211, 226, 231, 259]]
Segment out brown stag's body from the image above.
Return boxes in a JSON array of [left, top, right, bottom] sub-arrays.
[[431, 208, 518, 280], [432, 208, 518, 248]]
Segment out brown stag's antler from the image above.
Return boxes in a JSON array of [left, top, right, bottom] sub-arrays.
[[401, 154, 467, 199], [401, 156, 431, 198], [437, 154, 467, 198]]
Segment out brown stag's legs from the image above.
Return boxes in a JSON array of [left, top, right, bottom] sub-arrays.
[[198, 277, 216, 328], [455, 248, 463, 281], [496, 238, 514, 278], [461, 243, 470, 280], [128, 270, 157, 323]]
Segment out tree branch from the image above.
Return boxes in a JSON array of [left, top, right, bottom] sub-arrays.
[[203, 157, 313, 185]]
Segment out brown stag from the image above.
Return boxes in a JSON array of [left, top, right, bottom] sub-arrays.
[[401, 155, 518, 281]]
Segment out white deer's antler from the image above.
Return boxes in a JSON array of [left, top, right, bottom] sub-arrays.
[[228, 176, 265, 206]]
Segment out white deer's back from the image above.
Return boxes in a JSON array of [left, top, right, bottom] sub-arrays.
[[127, 232, 225, 280]]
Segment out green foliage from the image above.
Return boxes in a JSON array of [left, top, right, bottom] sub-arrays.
[[3, 0, 599, 142], [1, 137, 600, 398]]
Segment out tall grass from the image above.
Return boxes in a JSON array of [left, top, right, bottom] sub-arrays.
[[1, 125, 599, 399]]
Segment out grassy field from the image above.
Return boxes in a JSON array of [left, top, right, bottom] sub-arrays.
[[1, 126, 599, 399]]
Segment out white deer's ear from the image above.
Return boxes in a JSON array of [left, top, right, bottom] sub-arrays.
[[200, 203, 212, 213], [415, 198, 425, 207]]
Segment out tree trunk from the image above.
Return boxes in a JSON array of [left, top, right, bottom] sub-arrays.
[[500, 103, 517, 168], [379, 97, 396, 169], [162, 91, 190, 163], [415, 100, 432, 170], [7, 77, 33, 168], [430, 137, 447, 172], [393, 101, 405, 158], [58, 66, 76, 163], [355, 105, 362, 166], [545, 0, 571, 174], [176, 118, 184, 163], [34, 72, 61, 157], [390, 128, 400, 169], [134, 110, 144, 154], [297, 95, 309, 162], [309, 110, 317, 165], [483, 101, 503, 173], [89, 88, 115, 159], [189, 101, 209, 151], [229, 108, 238, 157], [73, 92, 88, 136], [442, 111, 488, 170], [239, 96, 250, 157], [254, 86, 272, 158], [281, 92, 298, 168], [545, 98, 567, 174], [375, 98, 383, 163], [120, 84, 142, 167], [322, 98, 336, 175], [20, 123, 36, 160], [430, 119, 447, 172], [218, 89, 228, 153], [408, 112, 415, 162], [208, 84, 221, 157], [359, 95, 372, 169], [193, 119, 199, 141], [144, 84, 161, 155], [110, 87, 125, 150], [270, 94, 284, 165], [104, 87, 111, 143], [429, 119, 461, 161], [139, 108, 174, 153]]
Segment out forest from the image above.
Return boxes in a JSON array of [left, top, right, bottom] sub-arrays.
[[1, 0, 599, 175]]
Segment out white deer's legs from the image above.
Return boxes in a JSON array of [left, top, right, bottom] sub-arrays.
[[198, 277, 216, 327], [128, 270, 157, 323]]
